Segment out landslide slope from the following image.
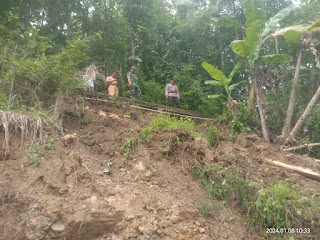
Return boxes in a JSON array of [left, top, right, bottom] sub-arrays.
[[1, 98, 319, 240]]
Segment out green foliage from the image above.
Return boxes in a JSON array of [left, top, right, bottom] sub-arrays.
[[29, 143, 43, 167], [198, 163, 256, 208], [199, 200, 220, 218], [261, 54, 291, 64], [193, 163, 320, 232], [120, 137, 136, 159], [302, 103, 320, 158], [44, 136, 56, 150], [202, 62, 228, 84], [283, 29, 304, 43], [231, 0, 266, 59], [203, 60, 244, 107], [191, 165, 202, 180], [250, 180, 320, 229], [27, 135, 56, 167], [80, 117, 94, 125], [231, 3, 295, 65], [0, 92, 8, 110], [141, 80, 166, 104], [217, 105, 260, 133], [204, 127, 219, 147], [139, 115, 195, 141]]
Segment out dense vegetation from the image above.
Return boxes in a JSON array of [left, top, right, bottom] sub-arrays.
[[1, 0, 320, 155]]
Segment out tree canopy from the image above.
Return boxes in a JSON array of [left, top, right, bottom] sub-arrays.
[[1, 0, 320, 156]]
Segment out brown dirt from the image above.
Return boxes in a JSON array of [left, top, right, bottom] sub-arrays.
[[0, 97, 319, 240]]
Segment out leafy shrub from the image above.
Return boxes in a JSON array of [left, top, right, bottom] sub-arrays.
[[250, 180, 320, 229], [217, 104, 259, 133], [200, 163, 256, 207], [29, 142, 45, 167], [204, 126, 219, 147], [193, 163, 320, 233], [44, 136, 56, 150], [191, 165, 202, 180], [120, 137, 136, 159]]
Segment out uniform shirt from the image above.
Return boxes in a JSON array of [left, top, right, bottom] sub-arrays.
[[165, 83, 180, 98], [127, 72, 139, 87]]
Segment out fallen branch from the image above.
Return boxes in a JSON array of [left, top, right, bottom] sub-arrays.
[[264, 158, 320, 182], [283, 143, 320, 152]]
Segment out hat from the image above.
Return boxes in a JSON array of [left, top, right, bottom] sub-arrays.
[[131, 66, 136, 70]]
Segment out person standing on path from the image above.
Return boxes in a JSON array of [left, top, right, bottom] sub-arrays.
[[106, 71, 119, 96], [126, 66, 142, 100], [165, 78, 181, 108]]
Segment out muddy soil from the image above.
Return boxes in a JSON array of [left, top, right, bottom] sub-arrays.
[[0, 98, 319, 240]]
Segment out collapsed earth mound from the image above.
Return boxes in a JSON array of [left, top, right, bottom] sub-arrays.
[[0, 97, 319, 240]]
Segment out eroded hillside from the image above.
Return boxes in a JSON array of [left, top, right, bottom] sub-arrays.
[[1, 97, 319, 240]]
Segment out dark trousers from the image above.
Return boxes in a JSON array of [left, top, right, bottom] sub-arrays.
[[168, 96, 181, 108]]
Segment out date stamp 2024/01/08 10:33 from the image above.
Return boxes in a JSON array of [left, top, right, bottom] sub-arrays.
[[266, 228, 311, 234]]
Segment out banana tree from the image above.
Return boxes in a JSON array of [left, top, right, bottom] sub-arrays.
[[202, 60, 244, 115], [230, 0, 295, 142]]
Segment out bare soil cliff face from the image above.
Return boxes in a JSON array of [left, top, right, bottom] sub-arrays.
[[1, 99, 319, 240]]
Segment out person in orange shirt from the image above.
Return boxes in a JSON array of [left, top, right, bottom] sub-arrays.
[[106, 71, 119, 97]]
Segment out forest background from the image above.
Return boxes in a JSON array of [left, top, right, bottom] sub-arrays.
[[0, 0, 320, 157]]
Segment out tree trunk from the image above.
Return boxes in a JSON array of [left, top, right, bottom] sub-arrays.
[[281, 48, 303, 139], [130, 34, 135, 63], [285, 85, 320, 144], [253, 66, 270, 142], [275, 37, 279, 54], [218, 31, 225, 71], [247, 83, 255, 112]]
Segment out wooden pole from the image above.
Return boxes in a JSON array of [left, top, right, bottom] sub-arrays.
[[263, 158, 320, 182], [283, 143, 320, 152]]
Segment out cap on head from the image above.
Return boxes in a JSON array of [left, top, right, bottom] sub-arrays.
[[131, 66, 136, 70]]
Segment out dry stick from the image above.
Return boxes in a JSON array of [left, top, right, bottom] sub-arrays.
[[263, 158, 320, 182], [283, 143, 320, 152]]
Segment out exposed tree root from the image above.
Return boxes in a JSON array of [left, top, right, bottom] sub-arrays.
[[0, 110, 43, 158]]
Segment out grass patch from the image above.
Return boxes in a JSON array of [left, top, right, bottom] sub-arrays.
[[192, 163, 320, 234], [80, 116, 94, 125], [138, 115, 195, 140], [203, 126, 219, 147], [199, 200, 221, 217]]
